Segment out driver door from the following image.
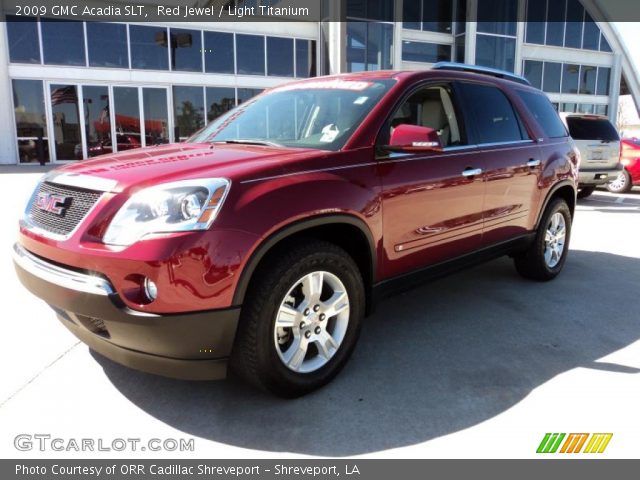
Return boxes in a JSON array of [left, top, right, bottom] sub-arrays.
[[378, 83, 486, 279]]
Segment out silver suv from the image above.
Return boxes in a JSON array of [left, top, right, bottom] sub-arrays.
[[562, 113, 622, 199]]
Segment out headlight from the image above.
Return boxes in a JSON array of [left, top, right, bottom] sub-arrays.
[[103, 178, 230, 246]]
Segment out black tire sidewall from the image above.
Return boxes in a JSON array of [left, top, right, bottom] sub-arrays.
[[534, 199, 572, 278]]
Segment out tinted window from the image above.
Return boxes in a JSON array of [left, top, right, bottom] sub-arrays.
[[295, 39, 315, 78], [204, 32, 234, 74], [130, 25, 168, 70], [41, 20, 85, 66], [173, 86, 205, 140], [170, 28, 202, 72], [206, 87, 236, 122], [561, 64, 579, 94], [543, 62, 561, 93], [6, 15, 40, 64], [401, 41, 451, 63], [523, 60, 543, 90], [267, 37, 294, 77], [525, 0, 545, 44], [566, 117, 619, 141], [517, 90, 567, 138], [596, 67, 610, 96], [12, 79, 49, 163], [579, 65, 597, 95], [460, 83, 525, 144], [475, 35, 515, 72], [87, 22, 128, 68], [236, 34, 265, 75]]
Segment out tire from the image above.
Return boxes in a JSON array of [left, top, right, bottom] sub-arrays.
[[514, 198, 572, 281], [577, 186, 596, 199], [230, 240, 365, 397], [607, 169, 632, 194]]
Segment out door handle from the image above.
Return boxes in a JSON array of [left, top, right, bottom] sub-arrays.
[[527, 159, 541, 167], [462, 167, 483, 177]]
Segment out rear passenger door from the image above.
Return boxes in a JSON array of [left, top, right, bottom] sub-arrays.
[[456, 81, 542, 245]]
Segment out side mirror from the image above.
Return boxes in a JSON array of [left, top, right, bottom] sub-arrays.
[[387, 124, 443, 152]]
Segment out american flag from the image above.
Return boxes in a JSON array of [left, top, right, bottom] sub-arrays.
[[50, 86, 78, 106]]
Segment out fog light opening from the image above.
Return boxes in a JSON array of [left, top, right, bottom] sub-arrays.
[[144, 278, 158, 302]]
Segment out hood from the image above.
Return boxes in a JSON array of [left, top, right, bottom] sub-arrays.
[[46, 143, 321, 193]]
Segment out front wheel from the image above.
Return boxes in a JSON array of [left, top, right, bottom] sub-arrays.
[[514, 198, 572, 281], [231, 240, 365, 397], [607, 169, 632, 194]]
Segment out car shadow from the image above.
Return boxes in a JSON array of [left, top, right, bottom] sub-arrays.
[[93, 249, 640, 457]]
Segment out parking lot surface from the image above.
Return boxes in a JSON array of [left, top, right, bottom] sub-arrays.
[[0, 166, 639, 458]]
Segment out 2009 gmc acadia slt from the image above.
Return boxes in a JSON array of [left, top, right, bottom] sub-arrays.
[[13, 63, 579, 397]]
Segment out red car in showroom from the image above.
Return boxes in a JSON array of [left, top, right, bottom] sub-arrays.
[[13, 64, 578, 397], [608, 138, 640, 193]]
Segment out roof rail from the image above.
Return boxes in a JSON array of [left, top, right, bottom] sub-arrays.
[[432, 62, 531, 86]]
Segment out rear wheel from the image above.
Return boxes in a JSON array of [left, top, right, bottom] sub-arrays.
[[607, 169, 632, 194], [231, 240, 365, 397], [577, 186, 596, 199], [514, 198, 572, 281]]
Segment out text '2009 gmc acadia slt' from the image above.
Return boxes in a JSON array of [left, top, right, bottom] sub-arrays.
[[13, 63, 578, 397]]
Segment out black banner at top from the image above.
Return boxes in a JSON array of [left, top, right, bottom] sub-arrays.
[[3, 0, 640, 23]]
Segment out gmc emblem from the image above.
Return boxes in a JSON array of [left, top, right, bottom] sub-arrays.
[[35, 192, 70, 216]]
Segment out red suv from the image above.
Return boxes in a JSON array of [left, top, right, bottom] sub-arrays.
[[13, 64, 579, 397]]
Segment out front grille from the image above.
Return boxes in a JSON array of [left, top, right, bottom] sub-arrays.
[[28, 182, 102, 237]]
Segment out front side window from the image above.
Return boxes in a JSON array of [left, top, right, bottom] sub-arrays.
[[458, 83, 526, 144], [190, 79, 395, 151], [386, 84, 465, 148]]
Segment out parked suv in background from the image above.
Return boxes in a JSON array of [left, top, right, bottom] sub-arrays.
[[13, 63, 578, 397], [607, 138, 640, 193], [561, 113, 622, 198]]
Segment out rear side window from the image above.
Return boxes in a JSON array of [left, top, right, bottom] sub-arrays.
[[516, 90, 567, 138], [458, 83, 526, 144], [565, 117, 620, 141]]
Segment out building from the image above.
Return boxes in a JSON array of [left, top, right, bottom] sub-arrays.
[[1, 0, 638, 165]]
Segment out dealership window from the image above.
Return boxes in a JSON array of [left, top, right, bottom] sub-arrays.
[[525, 0, 545, 44], [86, 22, 128, 68], [236, 34, 265, 75], [455, 35, 465, 62], [173, 86, 205, 141], [6, 15, 40, 64], [113, 87, 142, 151], [600, 33, 612, 52], [543, 63, 562, 94], [597, 67, 611, 95], [267, 37, 294, 77], [595, 104, 608, 115], [475, 0, 516, 71], [41, 19, 85, 66], [578, 103, 594, 114], [401, 41, 451, 63], [12, 80, 49, 164], [346, 21, 393, 72], [295, 39, 316, 78], [50, 84, 81, 160], [204, 31, 234, 74], [582, 13, 600, 50], [347, 0, 394, 22], [402, 0, 453, 34], [561, 64, 579, 94], [579, 65, 597, 95], [143, 88, 170, 145], [82, 86, 111, 158], [206, 87, 236, 122], [523, 60, 543, 90], [237, 88, 263, 105], [170, 28, 202, 72], [129, 25, 169, 70], [564, 0, 584, 49]]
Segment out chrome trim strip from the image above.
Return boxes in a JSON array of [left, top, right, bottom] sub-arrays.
[[12, 243, 114, 296], [45, 173, 118, 193]]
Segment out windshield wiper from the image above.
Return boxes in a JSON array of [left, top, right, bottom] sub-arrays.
[[213, 139, 284, 148]]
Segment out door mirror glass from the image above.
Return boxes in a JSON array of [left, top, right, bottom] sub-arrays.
[[388, 124, 443, 152]]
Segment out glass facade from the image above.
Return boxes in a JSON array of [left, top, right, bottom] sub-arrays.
[[523, 60, 612, 98], [402, 41, 452, 64], [475, 0, 517, 71], [346, 21, 393, 72], [12, 79, 49, 163], [86, 22, 128, 68]]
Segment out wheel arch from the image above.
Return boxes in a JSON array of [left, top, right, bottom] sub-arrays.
[[535, 181, 577, 229], [232, 214, 377, 314]]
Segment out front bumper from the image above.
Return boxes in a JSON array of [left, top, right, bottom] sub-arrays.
[[12, 243, 240, 380], [578, 163, 624, 186]]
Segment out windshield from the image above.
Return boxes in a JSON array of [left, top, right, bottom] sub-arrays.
[[189, 79, 395, 151], [566, 117, 620, 142]]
